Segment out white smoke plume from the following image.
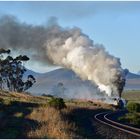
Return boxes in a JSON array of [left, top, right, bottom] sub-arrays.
[[0, 15, 128, 97], [45, 26, 128, 97]]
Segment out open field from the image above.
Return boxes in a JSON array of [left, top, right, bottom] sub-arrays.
[[122, 90, 140, 103]]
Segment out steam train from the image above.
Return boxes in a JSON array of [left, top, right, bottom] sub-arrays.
[[112, 97, 126, 109]]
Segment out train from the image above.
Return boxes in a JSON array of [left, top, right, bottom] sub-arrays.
[[112, 97, 127, 109]]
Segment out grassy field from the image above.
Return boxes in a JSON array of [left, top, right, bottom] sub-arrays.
[[1, 90, 140, 139], [0, 90, 114, 139], [122, 90, 140, 103]]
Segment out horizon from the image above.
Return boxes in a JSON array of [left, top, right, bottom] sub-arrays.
[[0, 1, 140, 73]]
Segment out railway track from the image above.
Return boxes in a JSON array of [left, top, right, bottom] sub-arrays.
[[94, 111, 140, 138]]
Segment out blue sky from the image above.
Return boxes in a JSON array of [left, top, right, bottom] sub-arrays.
[[0, 1, 140, 73]]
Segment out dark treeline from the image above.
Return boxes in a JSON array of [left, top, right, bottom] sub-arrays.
[[0, 48, 36, 92]]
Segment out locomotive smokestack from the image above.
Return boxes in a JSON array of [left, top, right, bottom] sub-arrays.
[[114, 69, 129, 99]]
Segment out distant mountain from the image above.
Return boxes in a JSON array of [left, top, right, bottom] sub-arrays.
[[26, 68, 140, 95], [26, 68, 140, 79], [124, 71, 140, 91], [126, 72, 140, 79], [27, 68, 96, 96], [137, 71, 140, 75], [39, 68, 77, 80], [23, 68, 42, 78]]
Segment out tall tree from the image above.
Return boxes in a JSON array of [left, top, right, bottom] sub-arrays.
[[0, 48, 36, 92]]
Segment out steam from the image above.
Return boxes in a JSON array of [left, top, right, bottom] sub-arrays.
[[0, 15, 128, 97], [45, 26, 128, 97]]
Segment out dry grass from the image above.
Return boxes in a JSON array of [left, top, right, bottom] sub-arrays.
[[0, 90, 50, 105], [26, 102, 113, 139], [26, 106, 79, 139], [66, 99, 114, 110], [0, 90, 115, 139]]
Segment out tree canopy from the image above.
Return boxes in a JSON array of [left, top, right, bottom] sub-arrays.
[[0, 48, 36, 92]]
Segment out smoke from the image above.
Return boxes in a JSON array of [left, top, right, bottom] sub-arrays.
[[0, 15, 128, 97], [0, 15, 49, 64], [45, 26, 128, 97]]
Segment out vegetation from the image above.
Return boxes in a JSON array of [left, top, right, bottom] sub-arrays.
[[0, 90, 114, 139], [26, 106, 79, 138], [126, 102, 140, 113], [48, 97, 66, 110], [119, 112, 140, 127], [122, 90, 140, 103], [0, 48, 36, 92], [118, 100, 140, 127]]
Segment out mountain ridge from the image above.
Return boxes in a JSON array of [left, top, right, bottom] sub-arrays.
[[27, 68, 140, 95], [27, 68, 140, 79]]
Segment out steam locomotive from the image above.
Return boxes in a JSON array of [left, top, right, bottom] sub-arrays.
[[113, 97, 126, 109]]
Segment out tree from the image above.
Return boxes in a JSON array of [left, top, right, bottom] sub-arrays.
[[51, 82, 66, 98], [0, 48, 36, 92]]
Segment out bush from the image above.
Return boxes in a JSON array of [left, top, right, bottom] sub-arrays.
[[48, 97, 66, 110], [119, 113, 140, 126], [126, 102, 140, 113], [126, 113, 140, 126]]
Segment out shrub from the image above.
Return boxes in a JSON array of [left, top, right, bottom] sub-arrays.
[[126, 113, 140, 126], [48, 97, 66, 110], [119, 113, 140, 126], [126, 102, 140, 113]]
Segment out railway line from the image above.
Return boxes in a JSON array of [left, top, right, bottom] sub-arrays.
[[94, 111, 140, 138]]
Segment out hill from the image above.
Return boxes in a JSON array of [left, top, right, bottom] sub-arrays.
[[126, 72, 140, 79], [23, 68, 42, 78], [28, 68, 97, 97], [27, 68, 140, 95], [28, 68, 140, 80], [125, 72, 140, 90]]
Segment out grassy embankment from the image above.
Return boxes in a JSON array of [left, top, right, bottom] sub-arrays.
[[0, 90, 114, 139]]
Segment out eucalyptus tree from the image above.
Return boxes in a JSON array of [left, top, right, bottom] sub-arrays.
[[0, 48, 36, 92]]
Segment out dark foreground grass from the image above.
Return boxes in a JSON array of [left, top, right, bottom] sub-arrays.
[[0, 100, 40, 138]]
